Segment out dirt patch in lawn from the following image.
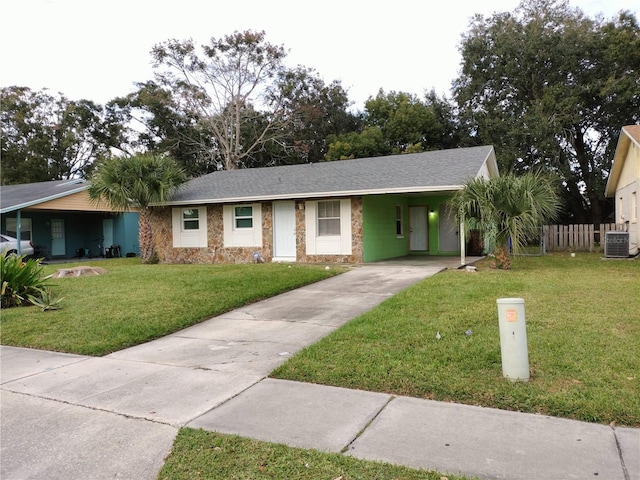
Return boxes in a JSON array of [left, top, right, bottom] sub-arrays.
[[52, 266, 107, 278]]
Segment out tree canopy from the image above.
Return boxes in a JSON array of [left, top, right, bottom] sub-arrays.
[[150, 30, 289, 171], [325, 89, 460, 160], [0, 87, 127, 184], [454, 0, 640, 224]]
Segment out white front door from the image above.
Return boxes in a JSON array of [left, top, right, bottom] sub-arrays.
[[51, 219, 66, 256], [409, 206, 428, 251], [439, 203, 460, 252], [273, 201, 296, 261]]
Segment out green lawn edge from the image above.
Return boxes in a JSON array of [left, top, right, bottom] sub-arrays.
[[271, 253, 640, 427]]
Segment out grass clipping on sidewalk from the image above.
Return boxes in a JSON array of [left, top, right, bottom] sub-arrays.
[[272, 253, 640, 427]]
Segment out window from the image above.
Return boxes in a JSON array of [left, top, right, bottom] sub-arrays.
[[6, 218, 32, 240], [182, 209, 200, 230], [172, 207, 207, 248], [633, 192, 637, 222], [305, 199, 352, 255], [396, 205, 403, 237], [223, 204, 262, 247], [317, 200, 341, 236], [234, 206, 253, 229]]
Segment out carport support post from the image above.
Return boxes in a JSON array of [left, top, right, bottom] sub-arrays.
[[459, 220, 466, 266], [16, 210, 22, 256]]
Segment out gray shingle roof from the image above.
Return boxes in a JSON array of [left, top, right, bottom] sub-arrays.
[[168, 146, 496, 205], [0, 179, 89, 214]]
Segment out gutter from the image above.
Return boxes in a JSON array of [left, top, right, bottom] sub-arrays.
[[158, 185, 464, 207]]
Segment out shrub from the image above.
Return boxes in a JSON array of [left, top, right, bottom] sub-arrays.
[[0, 254, 53, 308]]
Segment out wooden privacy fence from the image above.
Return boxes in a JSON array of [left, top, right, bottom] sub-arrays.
[[543, 223, 628, 252]]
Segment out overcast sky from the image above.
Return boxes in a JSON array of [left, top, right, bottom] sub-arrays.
[[1, 0, 637, 111]]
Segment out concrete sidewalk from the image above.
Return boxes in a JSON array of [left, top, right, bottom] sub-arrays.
[[190, 378, 639, 480], [1, 263, 638, 480]]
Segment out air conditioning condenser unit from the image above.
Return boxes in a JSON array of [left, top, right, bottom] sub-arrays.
[[604, 231, 629, 258]]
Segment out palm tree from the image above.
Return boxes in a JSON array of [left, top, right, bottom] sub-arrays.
[[449, 172, 561, 269], [88, 154, 187, 263]]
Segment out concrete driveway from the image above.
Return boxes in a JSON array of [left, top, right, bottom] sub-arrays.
[[1, 263, 445, 480]]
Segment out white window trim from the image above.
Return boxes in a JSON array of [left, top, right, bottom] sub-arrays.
[[396, 205, 404, 238], [305, 199, 352, 255], [172, 207, 208, 247], [233, 205, 254, 230], [223, 203, 262, 247]]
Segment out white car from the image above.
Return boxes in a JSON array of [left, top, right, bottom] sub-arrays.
[[0, 234, 35, 257]]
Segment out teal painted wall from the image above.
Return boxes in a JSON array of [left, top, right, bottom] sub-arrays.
[[1, 211, 139, 259], [115, 213, 139, 256], [362, 194, 456, 262]]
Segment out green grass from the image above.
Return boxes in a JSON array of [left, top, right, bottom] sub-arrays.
[[158, 428, 475, 480], [272, 253, 640, 427], [0, 258, 343, 356], [3, 253, 638, 478]]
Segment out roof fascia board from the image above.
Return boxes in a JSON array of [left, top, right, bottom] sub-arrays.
[[0, 185, 90, 214], [479, 146, 499, 178], [604, 130, 631, 197], [161, 185, 463, 206]]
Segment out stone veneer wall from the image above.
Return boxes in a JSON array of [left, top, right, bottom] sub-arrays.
[[150, 197, 363, 264], [295, 197, 364, 264]]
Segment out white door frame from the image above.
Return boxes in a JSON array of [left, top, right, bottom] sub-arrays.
[[409, 205, 428, 251], [273, 201, 296, 261]]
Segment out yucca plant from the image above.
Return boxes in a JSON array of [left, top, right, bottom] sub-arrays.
[[0, 254, 53, 308]]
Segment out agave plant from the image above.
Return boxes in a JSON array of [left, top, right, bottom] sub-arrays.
[[26, 288, 64, 311], [0, 254, 53, 308]]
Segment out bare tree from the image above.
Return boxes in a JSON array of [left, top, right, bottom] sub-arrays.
[[151, 30, 289, 170]]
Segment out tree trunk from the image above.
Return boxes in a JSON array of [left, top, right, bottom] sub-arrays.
[[138, 208, 155, 263], [492, 244, 512, 270]]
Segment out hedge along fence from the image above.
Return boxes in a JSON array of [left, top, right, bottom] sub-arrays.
[[543, 223, 628, 252]]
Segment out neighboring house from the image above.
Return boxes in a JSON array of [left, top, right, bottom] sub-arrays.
[[151, 146, 499, 265], [605, 125, 640, 256], [0, 179, 139, 259]]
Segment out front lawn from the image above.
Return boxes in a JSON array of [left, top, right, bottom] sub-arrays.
[[0, 258, 343, 356], [272, 253, 640, 426]]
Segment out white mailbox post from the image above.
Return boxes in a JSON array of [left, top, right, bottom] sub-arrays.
[[496, 298, 530, 381]]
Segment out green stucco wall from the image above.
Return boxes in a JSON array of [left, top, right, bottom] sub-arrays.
[[362, 194, 457, 262], [362, 195, 409, 262]]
